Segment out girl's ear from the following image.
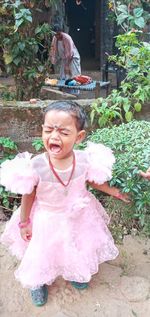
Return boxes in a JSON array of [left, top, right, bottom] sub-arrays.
[[75, 130, 86, 144]]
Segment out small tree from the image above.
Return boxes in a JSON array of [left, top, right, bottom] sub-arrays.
[[91, 0, 150, 127], [0, 0, 58, 100]]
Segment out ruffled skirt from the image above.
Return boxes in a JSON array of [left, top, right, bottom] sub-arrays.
[[1, 193, 119, 288]]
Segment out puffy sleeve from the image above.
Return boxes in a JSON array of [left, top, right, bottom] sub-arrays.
[[85, 142, 115, 184], [0, 152, 39, 194]]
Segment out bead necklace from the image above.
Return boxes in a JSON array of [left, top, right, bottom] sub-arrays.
[[49, 153, 75, 193]]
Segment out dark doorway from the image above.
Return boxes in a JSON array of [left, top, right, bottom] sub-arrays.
[[65, 0, 97, 60]]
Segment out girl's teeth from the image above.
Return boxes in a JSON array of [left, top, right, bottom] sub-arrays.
[[50, 145, 61, 153]]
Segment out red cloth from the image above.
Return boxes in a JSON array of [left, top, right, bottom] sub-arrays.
[[73, 75, 92, 85]]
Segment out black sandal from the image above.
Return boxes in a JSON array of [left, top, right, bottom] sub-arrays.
[[30, 285, 48, 306]]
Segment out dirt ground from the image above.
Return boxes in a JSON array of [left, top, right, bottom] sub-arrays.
[[0, 220, 150, 317]]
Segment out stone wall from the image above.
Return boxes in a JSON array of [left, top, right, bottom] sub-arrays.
[[0, 100, 92, 152]]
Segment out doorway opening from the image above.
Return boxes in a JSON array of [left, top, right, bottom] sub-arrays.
[[65, 0, 100, 70]]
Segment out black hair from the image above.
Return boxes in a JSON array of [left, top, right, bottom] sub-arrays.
[[43, 101, 87, 131], [52, 24, 63, 33]]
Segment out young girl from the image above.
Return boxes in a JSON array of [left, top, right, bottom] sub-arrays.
[[0, 101, 128, 307]]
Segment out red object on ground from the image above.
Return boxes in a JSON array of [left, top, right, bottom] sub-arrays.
[[73, 75, 92, 85]]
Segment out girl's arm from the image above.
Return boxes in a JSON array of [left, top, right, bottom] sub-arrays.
[[20, 187, 36, 222], [19, 187, 36, 241], [88, 181, 130, 203]]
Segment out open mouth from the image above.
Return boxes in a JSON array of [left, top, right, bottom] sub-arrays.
[[49, 143, 62, 153]]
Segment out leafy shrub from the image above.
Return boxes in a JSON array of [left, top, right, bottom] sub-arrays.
[[91, 33, 150, 128], [82, 120, 150, 230], [0, 137, 18, 163], [77, 119, 149, 238]]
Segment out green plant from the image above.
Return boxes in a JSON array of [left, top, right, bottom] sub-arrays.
[[93, 1, 150, 128], [109, 1, 150, 32], [0, 137, 18, 162], [91, 33, 150, 127], [110, 33, 150, 118], [32, 138, 44, 152], [0, 1, 54, 100], [79, 120, 150, 231], [90, 92, 123, 128]]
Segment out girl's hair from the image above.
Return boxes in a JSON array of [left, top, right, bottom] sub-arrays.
[[43, 101, 87, 131]]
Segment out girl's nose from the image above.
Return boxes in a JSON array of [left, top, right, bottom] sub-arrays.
[[51, 129, 60, 139]]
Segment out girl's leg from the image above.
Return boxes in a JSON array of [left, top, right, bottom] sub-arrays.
[[30, 285, 48, 306], [70, 281, 88, 290]]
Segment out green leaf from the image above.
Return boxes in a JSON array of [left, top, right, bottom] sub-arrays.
[[18, 42, 25, 51], [15, 18, 24, 29], [35, 26, 42, 35], [3, 53, 13, 65], [140, 214, 145, 227], [123, 104, 130, 113], [32, 139, 43, 151], [13, 57, 21, 66], [91, 102, 98, 109], [130, 47, 139, 55], [117, 13, 129, 25], [134, 17, 145, 28], [35, 143, 43, 151], [15, 12, 23, 19], [25, 15, 32, 23], [134, 103, 142, 112], [125, 111, 133, 122], [117, 5, 128, 14], [133, 8, 143, 18]]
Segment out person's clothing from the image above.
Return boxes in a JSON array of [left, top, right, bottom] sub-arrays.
[[0, 142, 118, 289], [50, 32, 81, 79]]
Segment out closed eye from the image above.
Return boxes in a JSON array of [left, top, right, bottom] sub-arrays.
[[60, 131, 69, 136], [44, 130, 53, 133]]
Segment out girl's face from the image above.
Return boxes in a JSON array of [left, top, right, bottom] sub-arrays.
[[42, 110, 85, 160]]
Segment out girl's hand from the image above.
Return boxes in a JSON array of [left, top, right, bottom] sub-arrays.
[[139, 168, 150, 180], [20, 225, 32, 241], [88, 181, 131, 203]]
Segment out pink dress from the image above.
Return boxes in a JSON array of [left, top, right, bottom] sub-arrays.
[[0, 142, 119, 289]]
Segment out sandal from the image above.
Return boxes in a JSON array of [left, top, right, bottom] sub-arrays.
[[70, 281, 88, 290], [30, 285, 48, 306]]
